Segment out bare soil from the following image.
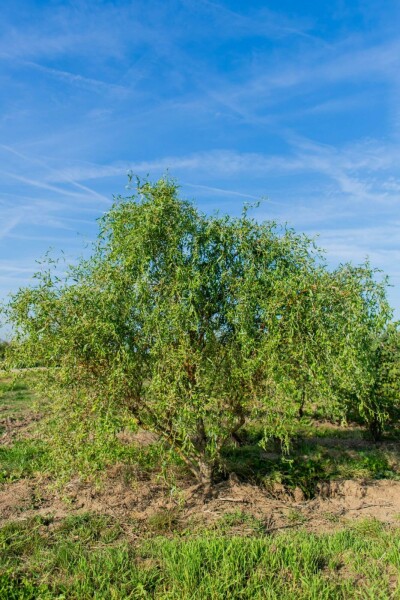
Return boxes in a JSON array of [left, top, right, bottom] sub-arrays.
[[0, 413, 41, 446], [1, 469, 400, 535]]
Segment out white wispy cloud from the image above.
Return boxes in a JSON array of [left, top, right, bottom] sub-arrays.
[[12, 60, 130, 97], [1, 144, 111, 204], [181, 181, 277, 203], [200, 36, 400, 125], [194, 0, 319, 43], [0, 3, 128, 62], [36, 151, 301, 183], [32, 138, 399, 209], [0, 170, 110, 205], [0, 215, 20, 240]]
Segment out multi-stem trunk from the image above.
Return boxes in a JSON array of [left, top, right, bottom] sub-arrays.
[[190, 417, 216, 496], [197, 458, 214, 498]]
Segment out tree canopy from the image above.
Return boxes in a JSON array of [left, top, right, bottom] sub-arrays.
[[2, 177, 393, 488]]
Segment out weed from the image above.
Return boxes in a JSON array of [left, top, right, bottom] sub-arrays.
[[352, 518, 386, 537], [286, 509, 307, 524], [216, 510, 267, 534], [323, 512, 341, 524], [57, 513, 123, 544], [147, 508, 181, 534]]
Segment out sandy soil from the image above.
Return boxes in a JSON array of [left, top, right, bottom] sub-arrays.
[[1, 469, 400, 535]]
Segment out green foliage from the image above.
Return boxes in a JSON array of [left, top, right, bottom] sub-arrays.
[[296, 264, 392, 425], [2, 177, 394, 485], [223, 421, 399, 495], [365, 323, 400, 439], [0, 340, 8, 363]]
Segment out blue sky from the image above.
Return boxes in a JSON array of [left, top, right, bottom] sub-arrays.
[[1, 0, 400, 334]]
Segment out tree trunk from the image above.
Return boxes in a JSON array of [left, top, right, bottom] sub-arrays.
[[298, 388, 306, 418], [198, 459, 214, 499], [369, 417, 383, 442]]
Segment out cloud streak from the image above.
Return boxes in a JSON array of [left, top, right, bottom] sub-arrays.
[[0, 0, 399, 325]]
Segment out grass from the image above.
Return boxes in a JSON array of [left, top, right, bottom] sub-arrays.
[[0, 377, 35, 420], [0, 375, 51, 483], [0, 513, 399, 598], [0, 440, 50, 483], [223, 421, 400, 496], [1, 374, 400, 597]]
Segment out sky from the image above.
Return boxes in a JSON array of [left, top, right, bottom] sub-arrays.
[[0, 0, 400, 335]]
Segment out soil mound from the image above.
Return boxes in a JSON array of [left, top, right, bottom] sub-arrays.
[[1, 473, 400, 534]]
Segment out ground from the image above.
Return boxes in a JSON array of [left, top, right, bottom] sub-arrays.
[[1, 373, 400, 598]]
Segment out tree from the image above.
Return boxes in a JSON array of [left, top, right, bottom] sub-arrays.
[[260, 259, 393, 428], [0, 340, 8, 363], [320, 264, 396, 437], [362, 323, 400, 440], [2, 177, 393, 490]]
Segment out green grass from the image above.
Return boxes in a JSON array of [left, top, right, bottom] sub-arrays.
[[224, 443, 399, 497], [0, 439, 50, 483], [0, 377, 35, 420], [1, 376, 400, 597], [0, 513, 399, 598], [0, 375, 51, 483], [223, 422, 400, 496]]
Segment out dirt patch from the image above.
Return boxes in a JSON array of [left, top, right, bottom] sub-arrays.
[[307, 479, 400, 530], [0, 479, 36, 520], [195, 478, 400, 534], [1, 472, 400, 535], [116, 430, 159, 446], [0, 413, 41, 446]]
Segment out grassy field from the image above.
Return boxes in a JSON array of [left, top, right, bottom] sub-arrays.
[[1, 514, 400, 599], [1, 374, 400, 598]]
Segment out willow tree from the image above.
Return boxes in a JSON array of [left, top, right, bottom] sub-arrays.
[[3, 177, 392, 489], [272, 261, 392, 426], [360, 322, 400, 439]]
